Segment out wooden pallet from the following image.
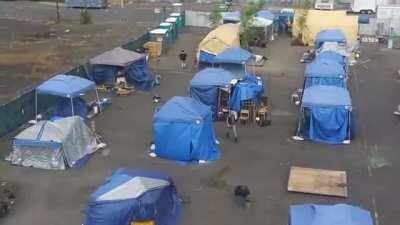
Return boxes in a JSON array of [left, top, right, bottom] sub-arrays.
[[288, 166, 348, 198]]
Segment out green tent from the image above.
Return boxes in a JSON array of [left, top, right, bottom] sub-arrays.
[[159, 22, 175, 44]]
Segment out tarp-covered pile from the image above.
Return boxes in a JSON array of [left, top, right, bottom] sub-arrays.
[[90, 47, 154, 91], [197, 23, 240, 63], [289, 204, 373, 225], [189, 68, 265, 114], [83, 169, 181, 225], [230, 75, 265, 112], [153, 96, 220, 162], [8, 116, 98, 170]]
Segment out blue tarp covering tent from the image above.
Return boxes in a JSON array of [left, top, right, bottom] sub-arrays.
[[153, 96, 220, 162], [296, 85, 352, 144], [189, 68, 234, 115], [65, 0, 107, 8], [257, 10, 275, 21], [213, 47, 253, 78], [222, 11, 241, 23], [317, 50, 347, 66], [230, 76, 265, 112], [289, 204, 373, 225], [315, 29, 347, 49], [213, 47, 253, 64], [9, 116, 98, 170], [304, 58, 346, 88], [90, 47, 154, 91], [36, 74, 99, 119], [83, 168, 181, 225]]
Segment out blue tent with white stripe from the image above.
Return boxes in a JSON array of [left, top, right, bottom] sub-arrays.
[[289, 204, 373, 225], [83, 169, 181, 225], [304, 58, 346, 88], [295, 85, 352, 144], [189, 68, 235, 115], [153, 96, 220, 162], [315, 29, 346, 49]]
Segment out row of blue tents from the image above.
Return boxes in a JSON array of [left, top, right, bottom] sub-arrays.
[[294, 29, 353, 144]]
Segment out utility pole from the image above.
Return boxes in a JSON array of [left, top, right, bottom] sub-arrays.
[[56, 0, 60, 22]]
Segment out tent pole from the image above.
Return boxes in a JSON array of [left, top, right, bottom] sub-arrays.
[[95, 88, 101, 113], [347, 109, 351, 141], [71, 97, 75, 117], [35, 90, 38, 122]]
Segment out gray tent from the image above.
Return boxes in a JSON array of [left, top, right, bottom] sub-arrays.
[[8, 116, 98, 170]]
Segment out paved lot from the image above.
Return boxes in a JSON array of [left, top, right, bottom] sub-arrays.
[[1, 22, 400, 225]]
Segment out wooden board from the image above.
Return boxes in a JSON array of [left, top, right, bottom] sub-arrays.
[[288, 166, 348, 198]]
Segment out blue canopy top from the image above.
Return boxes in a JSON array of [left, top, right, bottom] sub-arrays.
[[257, 10, 275, 20], [154, 96, 211, 123], [213, 47, 253, 64], [305, 58, 345, 78], [315, 29, 346, 48], [90, 169, 171, 201], [36, 74, 96, 98], [222, 11, 241, 22], [317, 51, 346, 64], [289, 204, 373, 225], [302, 85, 351, 107], [190, 68, 234, 87]]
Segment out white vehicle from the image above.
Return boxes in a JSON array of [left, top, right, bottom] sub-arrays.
[[351, 0, 377, 14], [315, 0, 335, 10]]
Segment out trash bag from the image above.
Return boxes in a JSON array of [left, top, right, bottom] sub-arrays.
[[0, 179, 15, 217]]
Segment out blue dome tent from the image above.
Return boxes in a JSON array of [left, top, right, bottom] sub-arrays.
[[304, 58, 346, 88], [83, 169, 181, 225], [35, 74, 100, 120], [189, 68, 235, 115], [295, 85, 352, 144], [315, 29, 346, 49], [89, 47, 154, 91], [153, 96, 220, 162], [289, 204, 373, 225], [213, 47, 253, 78]]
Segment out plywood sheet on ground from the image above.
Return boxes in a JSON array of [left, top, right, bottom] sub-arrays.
[[288, 166, 348, 198]]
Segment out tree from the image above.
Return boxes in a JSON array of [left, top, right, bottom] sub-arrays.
[[294, 0, 312, 44], [240, 0, 266, 49], [209, 5, 222, 28]]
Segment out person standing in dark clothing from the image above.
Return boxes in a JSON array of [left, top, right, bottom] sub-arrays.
[[226, 110, 238, 142], [179, 50, 187, 68]]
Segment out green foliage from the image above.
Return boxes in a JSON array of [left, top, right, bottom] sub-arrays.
[[240, 0, 266, 49], [295, 0, 312, 43], [209, 5, 222, 28], [80, 8, 92, 24]]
